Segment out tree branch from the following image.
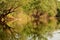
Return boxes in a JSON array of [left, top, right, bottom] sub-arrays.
[[0, 6, 20, 18]]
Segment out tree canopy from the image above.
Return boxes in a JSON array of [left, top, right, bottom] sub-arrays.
[[0, 0, 59, 40]]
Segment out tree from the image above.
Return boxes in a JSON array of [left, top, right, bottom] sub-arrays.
[[21, 0, 58, 40], [0, 0, 21, 40], [0, 0, 58, 40]]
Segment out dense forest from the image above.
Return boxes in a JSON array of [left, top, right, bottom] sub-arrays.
[[0, 0, 60, 40]]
